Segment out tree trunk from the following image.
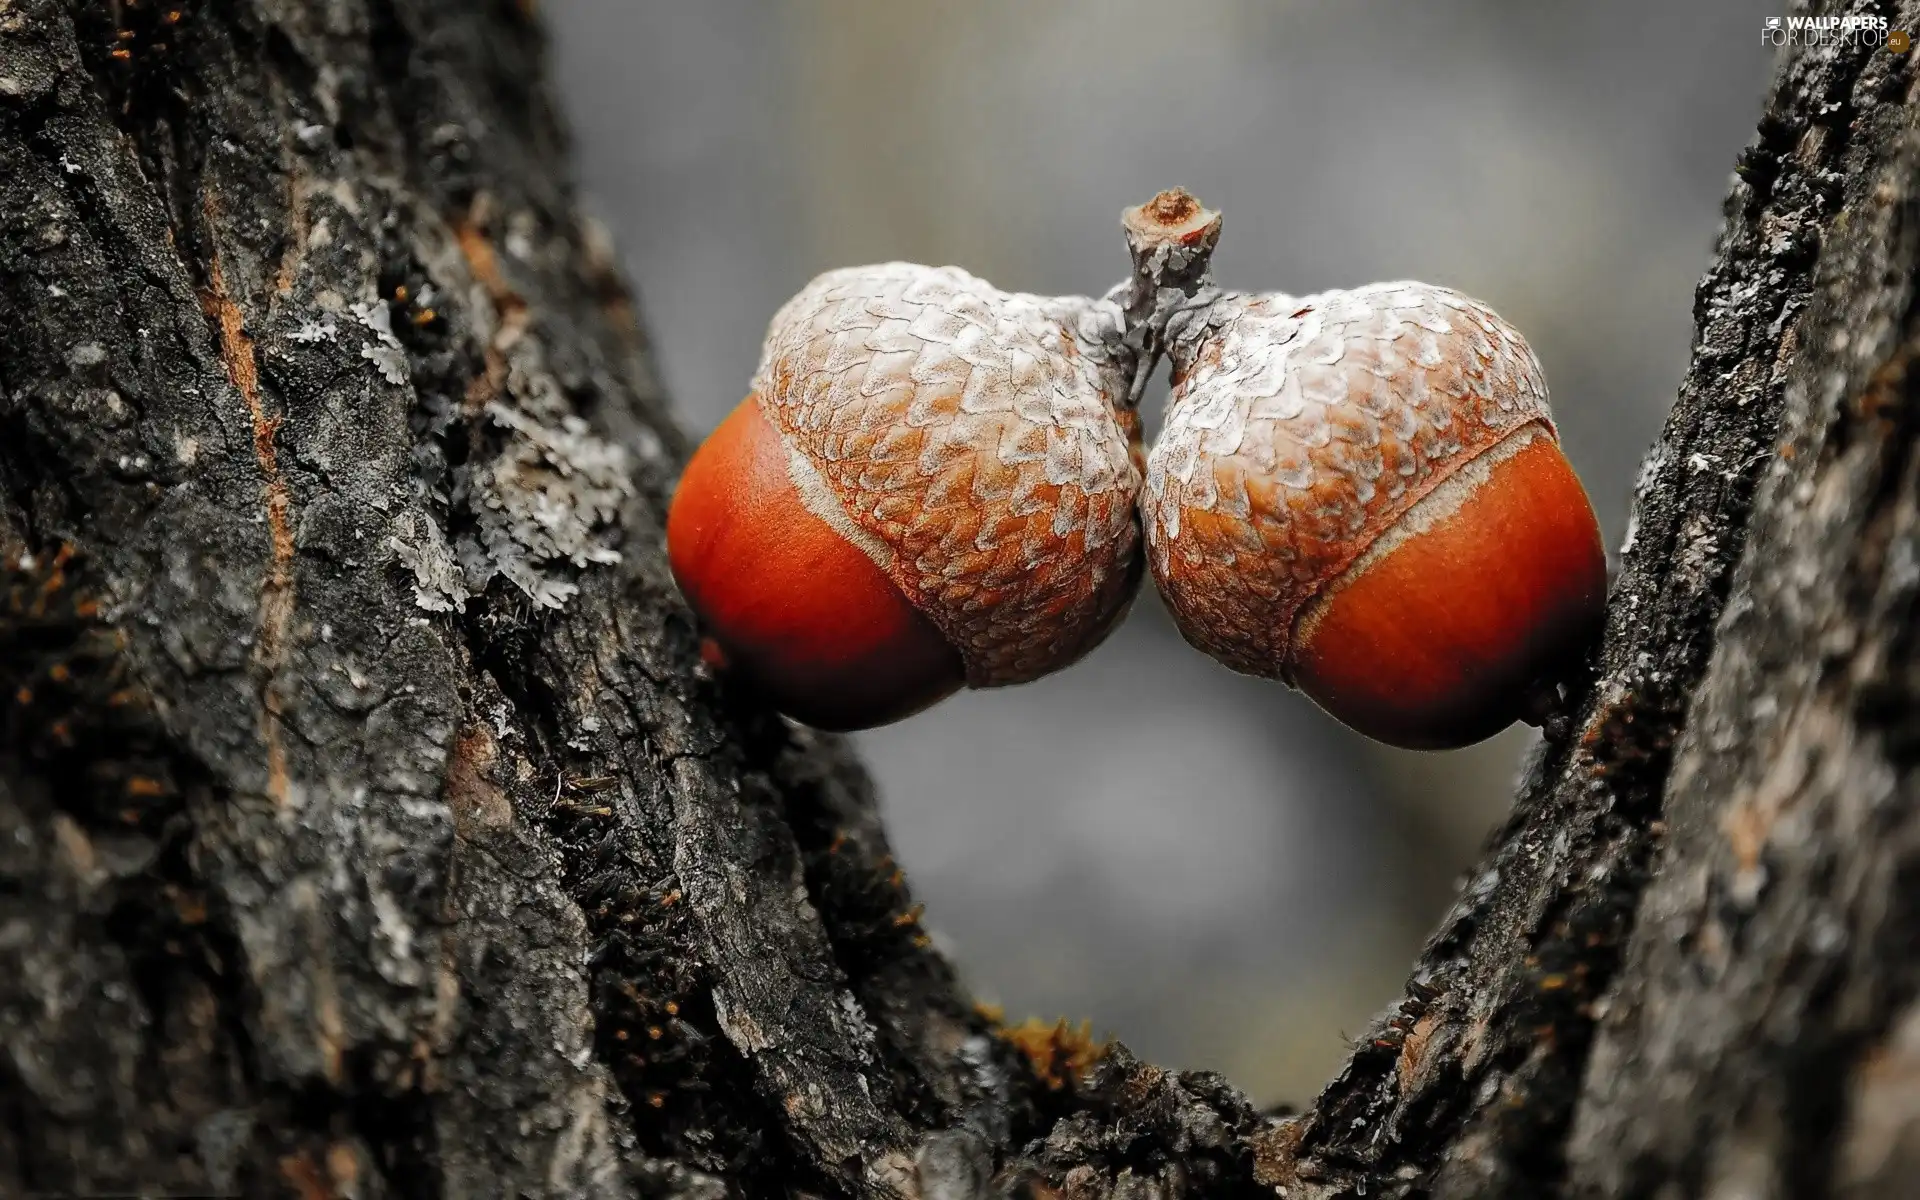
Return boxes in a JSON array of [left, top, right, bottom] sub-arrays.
[[2, 1, 1917, 1197]]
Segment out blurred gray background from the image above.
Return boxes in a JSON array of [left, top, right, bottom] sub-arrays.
[[546, 0, 1773, 1104]]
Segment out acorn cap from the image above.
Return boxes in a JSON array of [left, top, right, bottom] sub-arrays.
[[1145, 281, 1557, 680], [752, 263, 1144, 687]]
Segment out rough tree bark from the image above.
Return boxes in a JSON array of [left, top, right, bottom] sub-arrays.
[[1, 1, 1917, 1197]]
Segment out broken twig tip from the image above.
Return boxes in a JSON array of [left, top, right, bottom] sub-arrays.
[[1121, 187, 1222, 250]]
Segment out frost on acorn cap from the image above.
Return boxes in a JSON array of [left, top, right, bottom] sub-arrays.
[[1143, 282, 1557, 679], [750, 262, 1144, 687]]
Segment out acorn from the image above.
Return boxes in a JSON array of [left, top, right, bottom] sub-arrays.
[[668, 263, 1143, 731], [1143, 282, 1606, 749]]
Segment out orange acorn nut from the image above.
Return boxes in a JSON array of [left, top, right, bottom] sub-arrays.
[[1144, 282, 1606, 749], [668, 264, 1144, 731], [668, 396, 964, 729]]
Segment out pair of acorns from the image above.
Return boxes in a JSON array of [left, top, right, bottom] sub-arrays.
[[667, 191, 1606, 749]]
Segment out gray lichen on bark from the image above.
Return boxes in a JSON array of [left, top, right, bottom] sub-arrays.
[[3, 0, 1920, 1198]]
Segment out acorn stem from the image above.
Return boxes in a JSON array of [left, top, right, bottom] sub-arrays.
[[1108, 188, 1225, 409]]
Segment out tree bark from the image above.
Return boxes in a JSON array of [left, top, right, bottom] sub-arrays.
[[2, 1, 1917, 1197]]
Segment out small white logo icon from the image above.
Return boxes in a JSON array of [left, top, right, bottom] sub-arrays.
[[1765, 17, 1781, 30]]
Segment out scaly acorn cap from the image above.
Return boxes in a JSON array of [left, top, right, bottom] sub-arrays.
[[1144, 281, 1558, 680], [751, 263, 1145, 688]]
